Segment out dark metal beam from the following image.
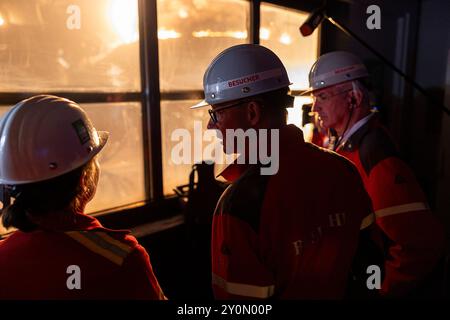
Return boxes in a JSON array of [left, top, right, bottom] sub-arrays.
[[0, 92, 141, 106], [139, 0, 164, 201], [250, 0, 260, 44], [160, 90, 204, 101], [261, 0, 323, 12]]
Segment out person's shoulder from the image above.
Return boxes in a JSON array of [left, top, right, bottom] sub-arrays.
[[358, 125, 398, 175], [221, 165, 270, 232], [0, 230, 43, 249], [305, 142, 360, 176], [65, 228, 141, 266], [94, 229, 152, 269], [103, 228, 139, 246]]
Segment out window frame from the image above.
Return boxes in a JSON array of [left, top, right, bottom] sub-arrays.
[[0, 0, 322, 230]]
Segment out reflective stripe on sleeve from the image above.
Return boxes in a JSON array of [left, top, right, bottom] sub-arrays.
[[65, 231, 131, 266], [375, 202, 428, 218], [212, 273, 275, 299], [360, 212, 375, 230]]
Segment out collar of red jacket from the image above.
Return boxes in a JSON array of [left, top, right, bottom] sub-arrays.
[[218, 124, 305, 182], [339, 112, 380, 151], [28, 210, 128, 233]]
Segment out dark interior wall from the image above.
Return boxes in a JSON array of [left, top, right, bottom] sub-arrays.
[[138, 225, 213, 300], [414, 0, 450, 235], [320, 0, 422, 141], [322, 0, 450, 235]]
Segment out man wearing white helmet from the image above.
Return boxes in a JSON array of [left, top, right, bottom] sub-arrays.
[[0, 95, 165, 299], [192, 44, 378, 299], [305, 51, 445, 297]]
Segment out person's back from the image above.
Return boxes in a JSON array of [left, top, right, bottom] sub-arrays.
[[0, 213, 164, 299], [212, 124, 374, 299], [0, 95, 165, 300], [336, 114, 445, 296], [272, 125, 374, 298], [304, 51, 446, 297]]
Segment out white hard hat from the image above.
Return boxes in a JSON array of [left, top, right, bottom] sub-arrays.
[[0, 95, 108, 185], [191, 44, 291, 109], [302, 51, 369, 95]]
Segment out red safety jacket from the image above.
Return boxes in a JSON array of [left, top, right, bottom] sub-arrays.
[[336, 114, 446, 297], [0, 212, 165, 300], [211, 124, 375, 299]]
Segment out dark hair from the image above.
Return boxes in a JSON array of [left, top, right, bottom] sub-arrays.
[[251, 87, 292, 125], [1, 160, 96, 232]]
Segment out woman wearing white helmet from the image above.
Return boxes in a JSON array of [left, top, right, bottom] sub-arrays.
[[0, 95, 165, 300]]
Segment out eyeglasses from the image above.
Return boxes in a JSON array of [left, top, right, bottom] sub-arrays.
[[311, 89, 352, 103], [208, 100, 248, 124]]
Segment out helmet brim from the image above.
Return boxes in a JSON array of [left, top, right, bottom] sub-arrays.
[[93, 131, 109, 156], [299, 88, 314, 96], [190, 100, 210, 109], [0, 131, 110, 185]]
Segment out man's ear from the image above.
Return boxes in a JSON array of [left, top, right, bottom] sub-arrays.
[[347, 88, 363, 109], [246, 101, 262, 126]]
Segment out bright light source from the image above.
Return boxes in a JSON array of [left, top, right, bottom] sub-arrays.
[[0, 15, 5, 27], [178, 8, 189, 19], [294, 96, 313, 107], [57, 57, 70, 69], [287, 105, 302, 127], [287, 96, 314, 128], [192, 30, 247, 39], [108, 0, 139, 44], [260, 28, 270, 40], [279, 33, 292, 45], [192, 30, 208, 37], [231, 31, 247, 39], [158, 28, 181, 39]]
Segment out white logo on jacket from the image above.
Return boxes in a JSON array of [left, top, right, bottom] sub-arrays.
[[292, 213, 347, 255]]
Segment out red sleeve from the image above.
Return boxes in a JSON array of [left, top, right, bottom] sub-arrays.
[[211, 214, 275, 300], [118, 245, 167, 300], [366, 157, 445, 296]]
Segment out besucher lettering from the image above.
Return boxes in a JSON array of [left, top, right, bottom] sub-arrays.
[[228, 74, 260, 88]]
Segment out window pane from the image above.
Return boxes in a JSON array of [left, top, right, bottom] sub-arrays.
[[82, 102, 146, 213], [0, 106, 10, 117], [0, 0, 140, 92], [287, 96, 314, 128], [157, 0, 250, 91], [260, 3, 319, 90], [161, 100, 226, 195]]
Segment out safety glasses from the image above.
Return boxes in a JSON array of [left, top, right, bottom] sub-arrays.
[[208, 100, 249, 124]]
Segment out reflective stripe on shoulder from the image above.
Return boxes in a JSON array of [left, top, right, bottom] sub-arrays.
[[159, 291, 168, 300], [212, 273, 275, 299], [375, 202, 428, 218], [65, 231, 133, 266], [360, 212, 375, 230]]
